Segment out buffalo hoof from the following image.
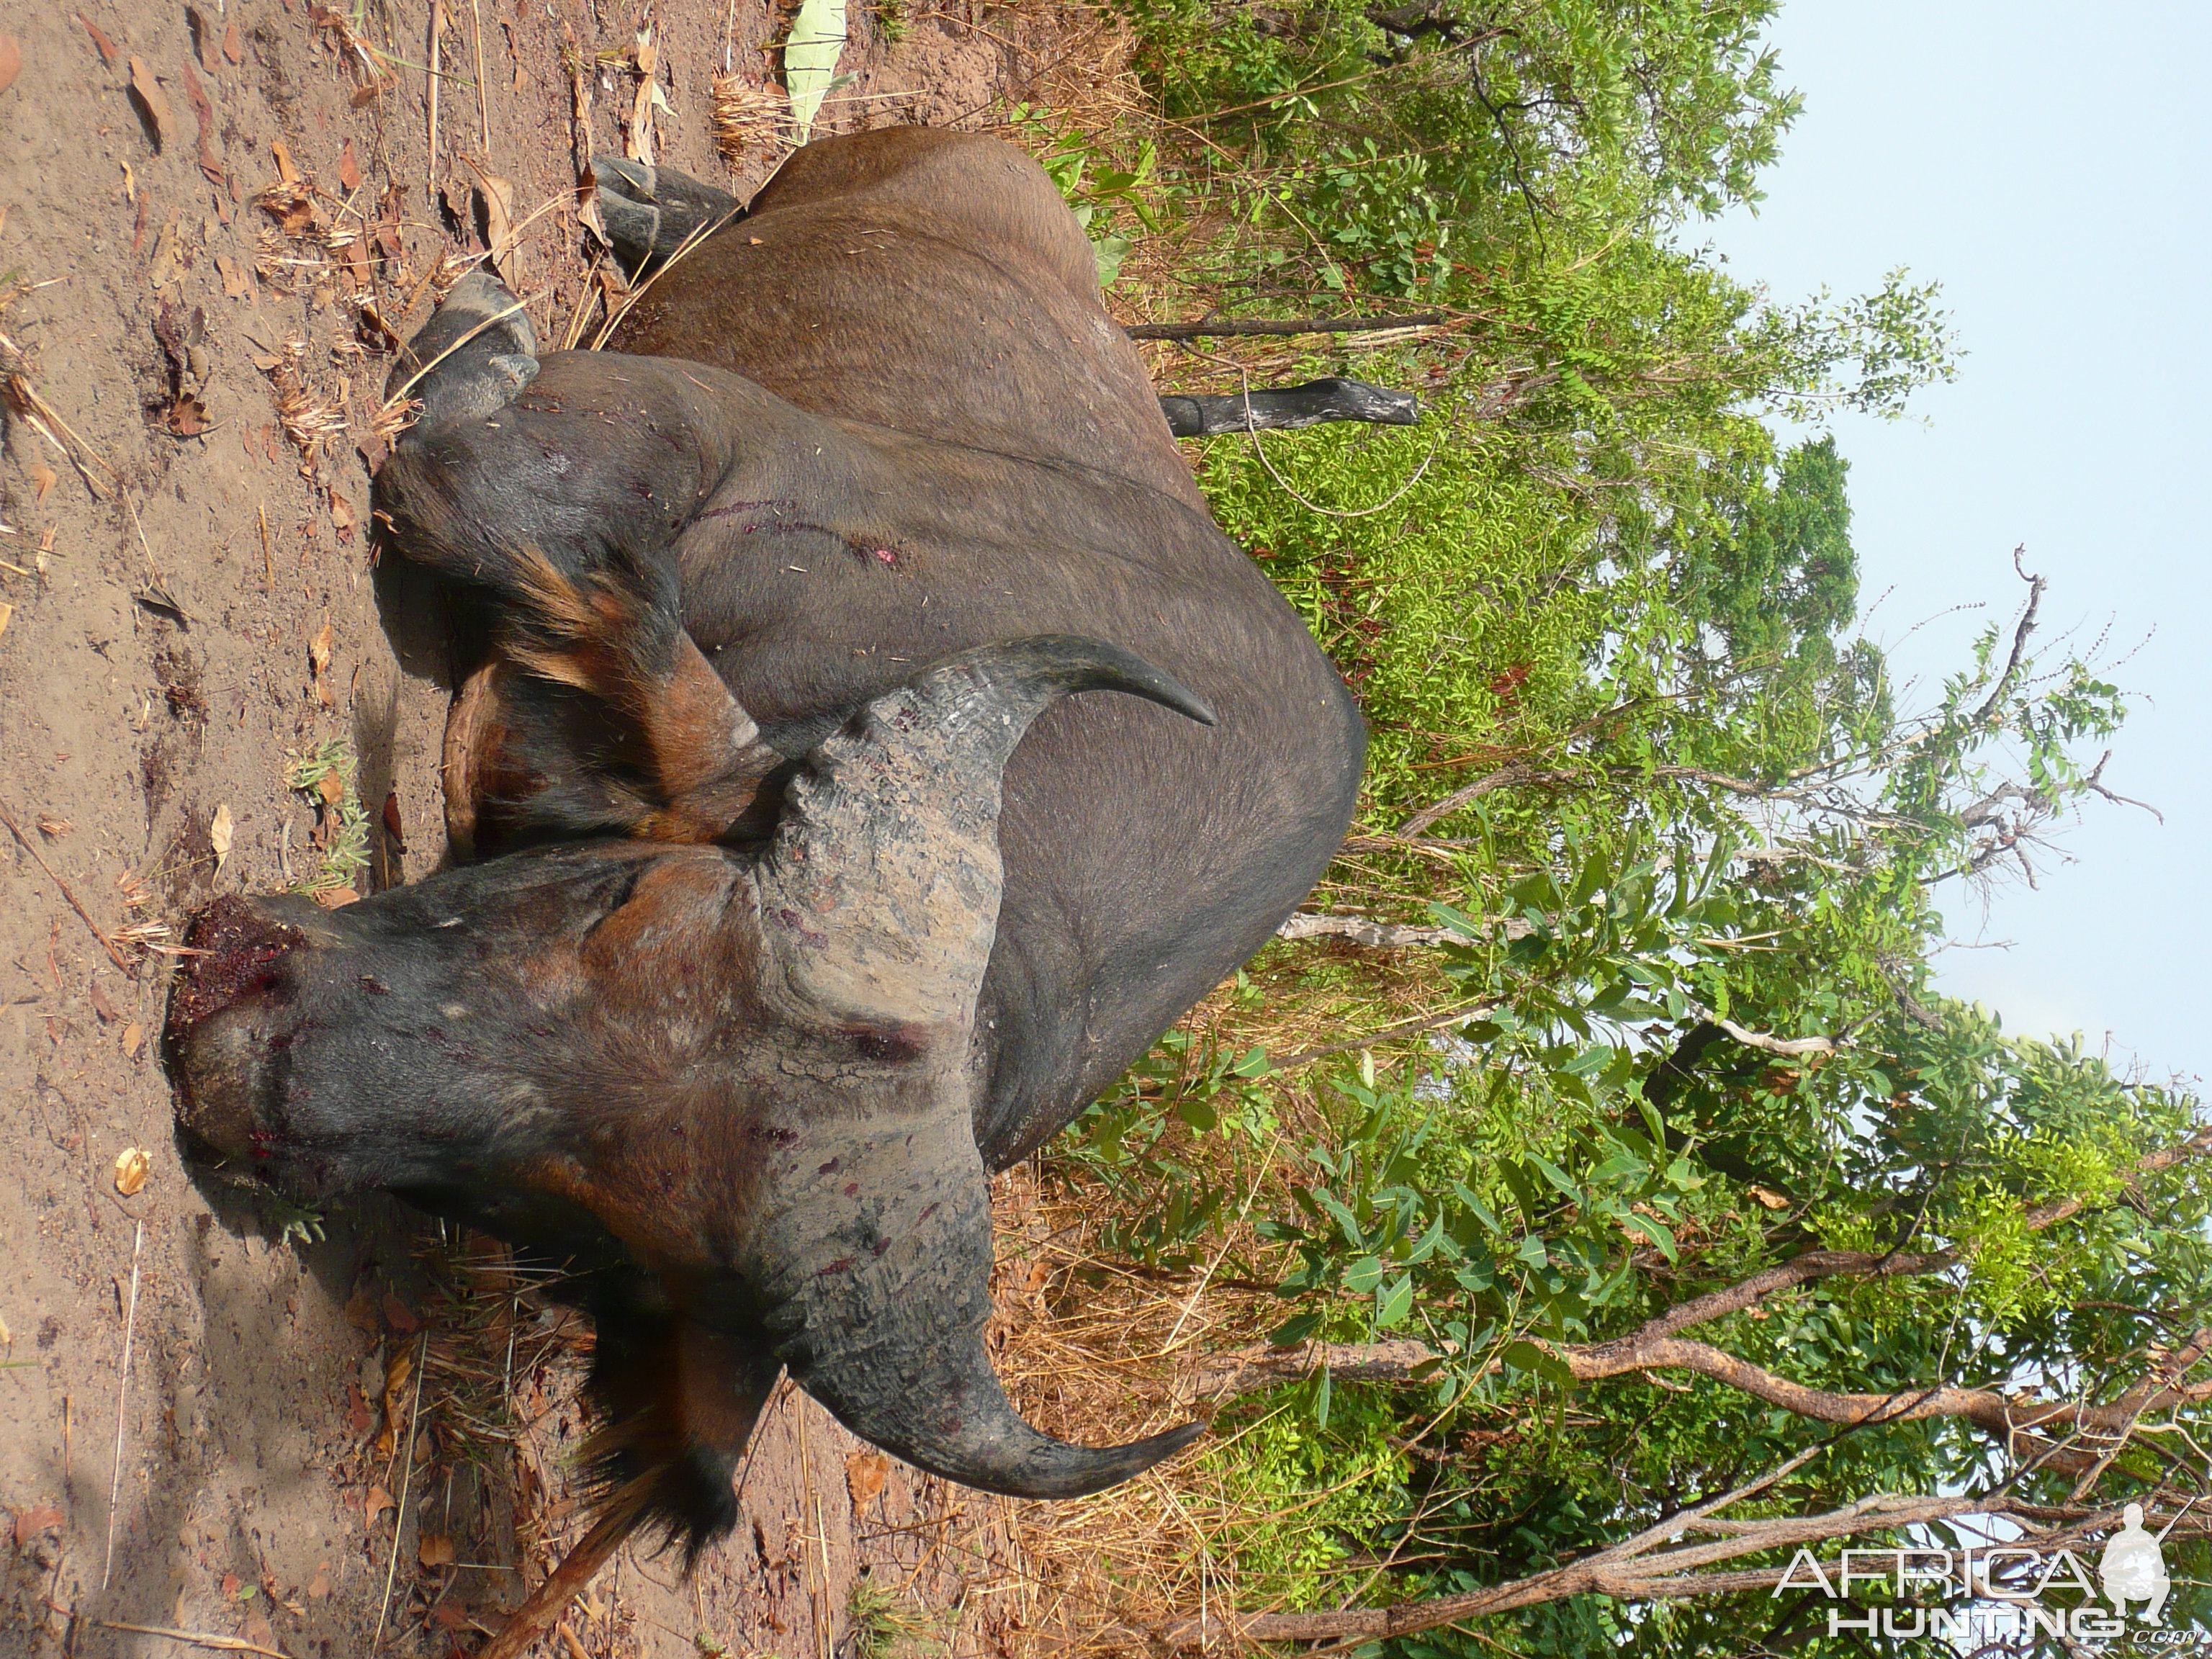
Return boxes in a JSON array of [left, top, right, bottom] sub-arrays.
[[591, 156, 742, 274], [389, 270, 539, 431]]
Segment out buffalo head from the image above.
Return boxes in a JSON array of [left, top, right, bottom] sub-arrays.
[[167, 635, 1210, 1533]]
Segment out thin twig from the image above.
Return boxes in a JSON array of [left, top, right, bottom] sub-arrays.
[[102, 1220, 144, 1591], [0, 799, 132, 974], [426, 0, 446, 192], [98, 1623, 292, 1658], [372, 1332, 430, 1651], [1274, 999, 1501, 1071], [469, 0, 490, 150], [588, 209, 742, 350], [476, 1507, 637, 1659], [382, 289, 546, 407]]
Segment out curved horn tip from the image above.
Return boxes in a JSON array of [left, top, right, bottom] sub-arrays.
[[971, 635, 1218, 729], [984, 1419, 1210, 1501]]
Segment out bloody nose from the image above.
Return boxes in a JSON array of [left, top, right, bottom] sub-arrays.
[[163, 896, 313, 1161], [168, 896, 310, 1030]]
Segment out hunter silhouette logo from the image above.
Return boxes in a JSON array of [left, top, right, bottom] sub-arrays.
[[2101, 1503, 2172, 1624]]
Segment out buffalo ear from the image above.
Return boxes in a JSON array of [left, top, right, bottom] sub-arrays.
[[439, 547, 786, 855]]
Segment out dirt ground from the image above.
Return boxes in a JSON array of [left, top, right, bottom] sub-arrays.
[[0, 2, 1150, 1653]]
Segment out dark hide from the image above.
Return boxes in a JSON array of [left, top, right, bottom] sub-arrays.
[[168, 128, 1363, 1555], [1159, 377, 1420, 438]]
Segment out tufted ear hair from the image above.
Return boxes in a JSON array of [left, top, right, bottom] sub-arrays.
[[429, 541, 786, 855]]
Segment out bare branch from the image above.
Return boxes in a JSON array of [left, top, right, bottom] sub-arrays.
[[1972, 547, 2046, 728], [2082, 750, 2164, 824], [1277, 912, 1455, 949], [1277, 910, 1532, 948], [1156, 1491, 2067, 1649], [1397, 761, 1558, 837], [1709, 1016, 1841, 1058]]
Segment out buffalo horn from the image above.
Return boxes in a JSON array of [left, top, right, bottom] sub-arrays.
[[750, 637, 1212, 1494]]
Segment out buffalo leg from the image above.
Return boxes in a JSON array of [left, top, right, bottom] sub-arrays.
[[593, 156, 745, 276], [389, 269, 541, 430], [1158, 375, 1420, 439], [378, 276, 780, 851]]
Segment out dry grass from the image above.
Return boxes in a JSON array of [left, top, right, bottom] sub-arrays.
[[711, 74, 789, 172], [397, 1235, 614, 1643], [983, 938, 1467, 1654], [262, 340, 350, 464]]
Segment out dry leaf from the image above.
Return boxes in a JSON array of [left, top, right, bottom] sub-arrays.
[[215, 251, 253, 299], [32, 460, 56, 504], [114, 1146, 150, 1196], [219, 1571, 243, 1601], [338, 139, 362, 193], [364, 1485, 395, 1526], [0, 603, 12, 642], [271, 138, 302, 183], [127, 56, 175, 150], [381, 1293, 420, 1333], [80, 14, 120, 66], [306, 1562, 331, 1599], [223, 19, 243, 65], [148, 220, 184, 291], [417, 1532, 454, 1568], [310, 616, 333, 683], [845, 1449, 890, 1514], [121, 1021, 145, 1058], [315, 886, 360, 909], [89, 980, 120, 1023], [13, 1504, 63, 1550], [181, 58, 222, 186], [210, 801, 235, 871], [343, 1284, 380, 1332], [165, 395, 210, 437], [472, 170, 518, 287], [382, 791, 405, 850], [1748, 1185, 1791, 1211], [316, 770, 343, 808], [0, 37, 21, 101]]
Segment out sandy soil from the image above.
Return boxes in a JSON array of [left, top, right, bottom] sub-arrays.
[[0, 2, 1137, 1653]]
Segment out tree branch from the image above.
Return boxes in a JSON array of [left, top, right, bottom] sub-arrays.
[[1179, 1128, 2212, 1403], [1275, 911, 1533, 948], [1154, 1490, 2141, 1649], [1972, 547, 2046, 727], [1277, 912, 1456, 949]]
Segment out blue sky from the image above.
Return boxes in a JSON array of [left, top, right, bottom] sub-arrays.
[[1702, 0, 2212, 1092]]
